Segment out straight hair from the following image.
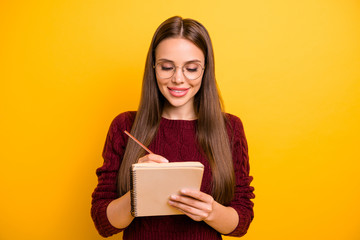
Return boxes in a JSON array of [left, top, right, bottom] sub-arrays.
[[118, 16, 235, 204]]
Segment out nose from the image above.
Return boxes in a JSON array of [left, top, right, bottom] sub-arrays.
[[172, 66, 185, 84]]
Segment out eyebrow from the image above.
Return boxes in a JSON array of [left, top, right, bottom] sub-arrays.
[[156, 58, 203, 64]]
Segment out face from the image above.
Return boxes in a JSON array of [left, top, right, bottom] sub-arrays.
[[155, 38, 205, 118]]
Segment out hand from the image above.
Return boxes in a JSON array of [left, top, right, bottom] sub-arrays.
[[137, 154, 169, 163], [168, 189, 215, 222]]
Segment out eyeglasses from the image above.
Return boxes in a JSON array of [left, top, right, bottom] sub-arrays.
[[154, 61, 205, 80]]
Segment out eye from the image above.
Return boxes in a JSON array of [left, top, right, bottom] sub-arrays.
[[160, 62, 174, 71], [185, 63, 199, 72], [186, 67, 198, 72]]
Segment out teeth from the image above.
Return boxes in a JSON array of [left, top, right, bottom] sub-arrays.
[[172, 90, 184, 93]]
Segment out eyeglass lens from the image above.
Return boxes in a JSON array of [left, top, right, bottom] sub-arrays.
[[155, 61, 203, 80]]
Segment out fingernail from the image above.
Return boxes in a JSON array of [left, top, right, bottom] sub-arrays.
[[170, 195, 177, 200], [180, 189, 187, 194], [162, 158, 169, 163]]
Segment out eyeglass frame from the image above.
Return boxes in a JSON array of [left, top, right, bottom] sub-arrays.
[[153, 61, 206, 80]]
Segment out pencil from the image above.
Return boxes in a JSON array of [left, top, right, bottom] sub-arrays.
[[124, 130, 154, 154]]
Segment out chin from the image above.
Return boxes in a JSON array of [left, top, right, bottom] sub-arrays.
[[166, 97, 192, 109]]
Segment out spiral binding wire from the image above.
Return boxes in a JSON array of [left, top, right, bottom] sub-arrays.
[[130, 166, 137, 217]]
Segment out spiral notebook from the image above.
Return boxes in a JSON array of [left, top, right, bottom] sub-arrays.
[[130, 162, 204, 217]]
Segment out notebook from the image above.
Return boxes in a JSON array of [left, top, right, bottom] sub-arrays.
[[130, 161, 204, 217]]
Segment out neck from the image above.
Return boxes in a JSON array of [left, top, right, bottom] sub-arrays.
[[162, 103, 197, 120]]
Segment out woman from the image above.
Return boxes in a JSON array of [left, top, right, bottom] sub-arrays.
[[91, 16, 255, 239]]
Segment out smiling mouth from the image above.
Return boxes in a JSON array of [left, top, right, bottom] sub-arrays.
[[168, 87, 190, 97]]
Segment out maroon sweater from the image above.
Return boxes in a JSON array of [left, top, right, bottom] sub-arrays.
[[91, 111, 255, 239]]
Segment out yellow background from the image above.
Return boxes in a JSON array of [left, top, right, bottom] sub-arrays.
[[1, 0, 359, 239]]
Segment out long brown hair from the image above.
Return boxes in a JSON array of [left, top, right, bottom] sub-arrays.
[[118, 16, 235, 204]]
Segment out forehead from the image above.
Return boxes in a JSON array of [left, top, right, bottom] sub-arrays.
[[155, 38, 204, 63]]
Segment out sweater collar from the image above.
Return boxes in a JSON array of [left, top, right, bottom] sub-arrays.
[[160, 117, 197, 129]]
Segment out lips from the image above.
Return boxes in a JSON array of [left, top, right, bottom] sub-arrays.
[[168, 87, 190, 97]]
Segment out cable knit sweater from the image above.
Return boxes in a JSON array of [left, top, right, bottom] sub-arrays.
[[91, 111, 254, 239]]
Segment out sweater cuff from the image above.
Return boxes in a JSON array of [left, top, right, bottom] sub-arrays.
[[94, 199, 124, 237], [223, 207, 252, 237]]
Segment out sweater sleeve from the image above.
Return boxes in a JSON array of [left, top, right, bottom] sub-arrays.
[[91, 112, 135, 237], [224, 115, 255, 237]]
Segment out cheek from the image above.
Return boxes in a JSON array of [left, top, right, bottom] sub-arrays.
[[193, 80, 202, 93], [156, 79, 167, 95]]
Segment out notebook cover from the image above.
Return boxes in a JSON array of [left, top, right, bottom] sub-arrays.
[[130, 162, 204, 217]]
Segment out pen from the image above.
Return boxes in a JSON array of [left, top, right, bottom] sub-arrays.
[[124, 130, 154, 154]]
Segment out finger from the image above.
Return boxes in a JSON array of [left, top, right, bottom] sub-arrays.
[[138, 154, 168, 163], [147, 154, 169, 163], [169, 194, 212, 213], [179, 189, 214, 203], [168, 199, 210, 221], [183, 211, 205, 222]]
